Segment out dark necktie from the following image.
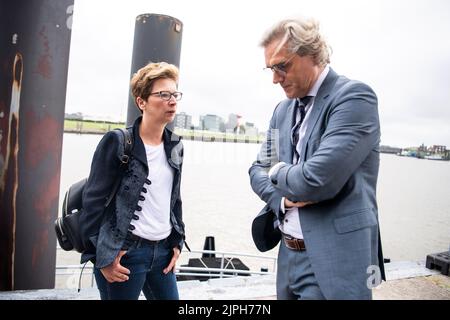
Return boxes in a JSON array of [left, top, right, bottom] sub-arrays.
[[292, 96, 313, 160]]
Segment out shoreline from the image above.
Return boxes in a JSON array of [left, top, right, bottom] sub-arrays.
[[63, 128, 264, 144]]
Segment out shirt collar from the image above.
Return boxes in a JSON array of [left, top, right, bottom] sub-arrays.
[[295, 65, 330, 108], [308, 64, 330, 98]]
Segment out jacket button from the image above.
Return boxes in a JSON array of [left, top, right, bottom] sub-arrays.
[[141, 187, 147, 193], [132, 214, 139, 220], [139, 195, 145, 201], [145, 179, 152, 185], [128, 224, 136, 231]]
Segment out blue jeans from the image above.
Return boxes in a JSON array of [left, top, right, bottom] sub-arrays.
[[94, 235, 179, 300]]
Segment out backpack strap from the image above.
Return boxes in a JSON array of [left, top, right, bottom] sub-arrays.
[[118, 127, 133, 164], [104, 127, 133, 208]]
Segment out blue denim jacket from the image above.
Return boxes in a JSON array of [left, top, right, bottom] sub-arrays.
[[80, 117, 185, 268]]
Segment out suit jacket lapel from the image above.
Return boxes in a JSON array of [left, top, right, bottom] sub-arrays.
[[300, 68, 339, 160]]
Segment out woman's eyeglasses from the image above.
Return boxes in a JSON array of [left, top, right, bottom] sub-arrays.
[[149, 91, 183, 101]]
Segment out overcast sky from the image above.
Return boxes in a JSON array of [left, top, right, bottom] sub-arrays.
[[65, 0, 450, 148]]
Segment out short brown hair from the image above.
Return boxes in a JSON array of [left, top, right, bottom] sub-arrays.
[[130, 62, 179, 111]]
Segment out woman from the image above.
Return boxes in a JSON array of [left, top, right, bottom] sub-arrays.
[[79, 62, 186, 300]]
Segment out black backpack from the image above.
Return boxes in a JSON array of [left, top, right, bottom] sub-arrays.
[[54, 128, 133, 253]]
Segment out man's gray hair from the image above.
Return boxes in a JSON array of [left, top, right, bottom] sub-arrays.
[[260, 17, 331, 66]]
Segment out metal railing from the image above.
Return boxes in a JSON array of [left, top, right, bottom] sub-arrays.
[[55, 247, 277, 289], [176, 249, 277, 278]]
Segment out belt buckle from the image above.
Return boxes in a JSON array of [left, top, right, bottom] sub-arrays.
[[291, 238, 301, 251], [283, 234, 304, 251]]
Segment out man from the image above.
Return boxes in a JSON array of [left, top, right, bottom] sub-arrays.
[[249, 17, 385, 300]]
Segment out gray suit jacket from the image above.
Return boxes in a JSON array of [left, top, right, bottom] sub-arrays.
[[249, 68, 384, 299]]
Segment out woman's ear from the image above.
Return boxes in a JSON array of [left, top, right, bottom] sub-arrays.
[[136, 97, 146, 111]]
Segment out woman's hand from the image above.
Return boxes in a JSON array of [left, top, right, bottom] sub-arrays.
[[163, 247, 181, 274], [100, 250, 130, 283]]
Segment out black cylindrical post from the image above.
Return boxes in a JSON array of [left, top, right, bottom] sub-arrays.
[[0, 0, 74, 290], [202, 236, 216, 258], [126, 14, 183, 127]]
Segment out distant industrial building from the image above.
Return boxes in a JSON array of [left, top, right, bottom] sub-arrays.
[[200, 114, 225, 132], [64, 112, 83, 120], [174, 112, 192, 129], [379, 145, 402, 154], [428, 145, 447, 154], [244, 122, 258, 136], [226, 113, 240, 131], [226, 113, 251, 134]]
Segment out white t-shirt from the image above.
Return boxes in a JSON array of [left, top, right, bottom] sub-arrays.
[[130, 143, 174, 241]]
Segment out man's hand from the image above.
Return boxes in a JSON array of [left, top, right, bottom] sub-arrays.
[[100, 250, 130, 283], [285, 198, 314, 208], [163, 247, 181, 274]]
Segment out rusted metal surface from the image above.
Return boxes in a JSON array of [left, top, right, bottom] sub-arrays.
[[127, 14, 183, 126], [0, 52, 22, 291], [0, 0, 74, 290]]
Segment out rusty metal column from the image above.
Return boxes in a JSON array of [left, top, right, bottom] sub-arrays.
[[127, 14, 183, 127], [0, 0, 74, 290]]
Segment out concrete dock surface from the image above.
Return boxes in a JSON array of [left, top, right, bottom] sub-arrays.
[[0, 261, 448, 300]]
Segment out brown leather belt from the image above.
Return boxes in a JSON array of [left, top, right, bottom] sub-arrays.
[[126, 232, 162, 246], [283, 234, 306, 251]]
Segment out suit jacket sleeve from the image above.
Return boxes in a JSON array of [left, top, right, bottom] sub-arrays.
[[271, 81, 380, 202], [80, 131, 121, 257], [248, 104, 284, 216]]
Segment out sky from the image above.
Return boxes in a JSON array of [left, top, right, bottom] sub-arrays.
[[65, 0, 450, 148]]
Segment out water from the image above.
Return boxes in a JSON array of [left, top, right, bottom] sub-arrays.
[[376, 154, 450, 261], [57, 133, 450, 279]]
